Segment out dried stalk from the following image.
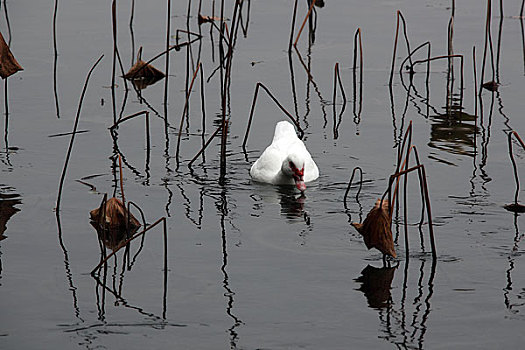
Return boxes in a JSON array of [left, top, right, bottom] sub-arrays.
[[506, 131, 525, 211], [91, 217, 167, 274], [480, 0, 495, 95], [219, 0, 243, 183], [288, 0, 299, 52], [109, 111, 151, 173], [389, 10, 412, 86], [473, 46, 478, 129], [379, 123, 436, 260], [176, 63, 202, 163], [332, 62, 347, 139], [411, 54, 464, 110], [343, 166, 363, 210], [242, 82, 304, 150], [111, 0, 117, 124], [164, 0, 172, 131], [56, 55, 104, 212], [293, 0, 317, 47], [199, 61, 206, 163], [188, 124, 222, 168], [353, 28, 363, 124]]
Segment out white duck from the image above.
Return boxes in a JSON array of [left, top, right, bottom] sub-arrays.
[[250, 121, 319, 191]]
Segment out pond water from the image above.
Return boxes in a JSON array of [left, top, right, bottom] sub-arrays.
[[1, 0, 525, 348]]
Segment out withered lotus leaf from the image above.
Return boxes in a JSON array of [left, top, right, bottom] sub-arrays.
[[197, 14, 223, 25], [504, 203, 525, 213], [482, 80, 499, 92], [123, 60, 165, 84], [0, 192, 21, 240], [0, 31, 23, 79], [352, 199, 396, 258], [90, 197, 140, 231]]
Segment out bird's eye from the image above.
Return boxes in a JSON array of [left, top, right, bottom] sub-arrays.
[[289, 161, 295, 169]]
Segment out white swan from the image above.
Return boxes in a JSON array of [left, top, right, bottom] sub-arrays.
[[250, 121, 319, 191]]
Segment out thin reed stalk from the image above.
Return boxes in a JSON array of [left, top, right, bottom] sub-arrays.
[[111, 0, 117, 124], [288, 0, 299, 52], [380, 122, 436, 259], [219, 0, 243, 183], [332, 62, 347, 139], [56, 55, 104, 212], [480, 0, 495, 95], [507, 131, 525, 207], [164, 0, 172, 132], [293, 0, 317, 47], [188, 124, 222, 168], [473, 47, 478, 121], [242, 82, 304, 150], [353, 28, 363, 124], [91, 217, 167, 274], [109, 111, 151, 171], [389, 11, 412, 86], [411, 54, 464, 110], [176, 63, 202, 163], [199, 62, 206, 163], [53, 0, 60, 118], [343, 167, 363, 210]]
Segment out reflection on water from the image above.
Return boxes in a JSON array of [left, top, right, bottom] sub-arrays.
[[278, 186, 306, 219], [91, 223, 140, 251], [0, 186, 21, 240], [428, 109, 478, 158], [217, 188, 243, 348], [355, 264, 396, 309], [504, 214, 525, 317], [356, 259, 436, 349]]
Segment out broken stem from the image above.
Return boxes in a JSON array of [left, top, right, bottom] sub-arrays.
[[293, 0, 317, 47], [343, 166, 363, 210], [242, 82, 304, 150]]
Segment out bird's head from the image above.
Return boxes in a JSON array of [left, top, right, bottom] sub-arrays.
[[282, 154, 306, 192]]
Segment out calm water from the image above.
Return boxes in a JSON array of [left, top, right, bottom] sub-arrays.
[[1, 0, 525, 348]]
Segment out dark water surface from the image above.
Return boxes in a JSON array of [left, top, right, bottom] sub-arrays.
[[1, 0, 525, 348]]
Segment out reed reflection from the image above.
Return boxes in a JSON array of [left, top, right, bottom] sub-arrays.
[[428, 109, 478, 159], [217, 188, 242, 348], [89, 198, 168, 321], [504, 213, 525, 315], [356, 258, 436, 349]]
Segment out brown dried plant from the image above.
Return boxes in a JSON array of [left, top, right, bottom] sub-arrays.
[[90, 196, 140, 232], [0, 31, 23, 79], [352, 199, 396, 259]]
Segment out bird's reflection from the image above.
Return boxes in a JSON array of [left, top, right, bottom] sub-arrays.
[[278, 186, 306, 219], [0, 186, 21, 240], [355, 264, 396, 309]]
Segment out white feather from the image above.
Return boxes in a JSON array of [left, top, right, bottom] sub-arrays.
[[250, 121, 319, 185]]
